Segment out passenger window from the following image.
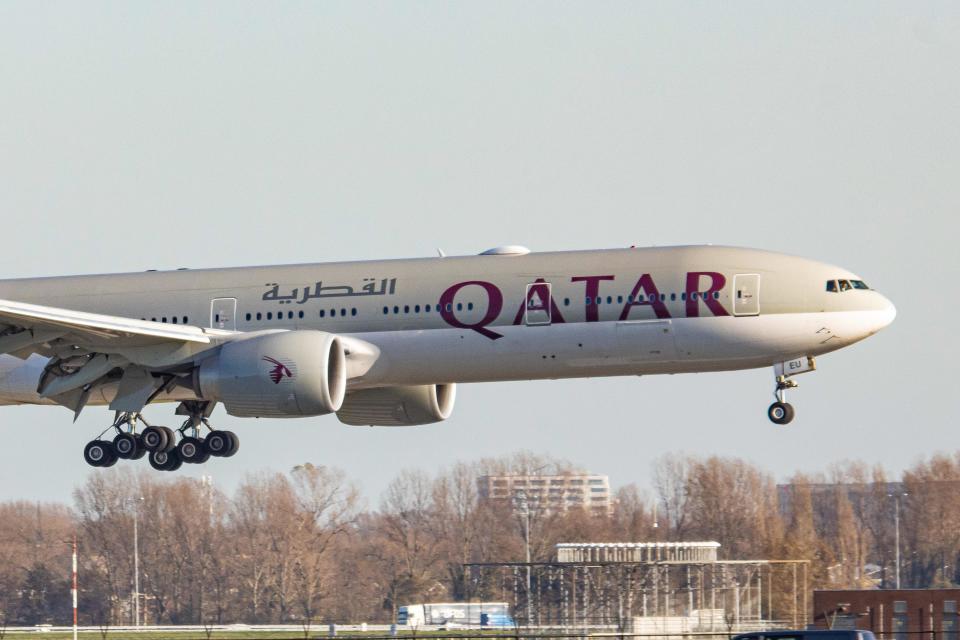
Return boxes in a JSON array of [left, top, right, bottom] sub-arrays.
[[351, 308, 357, 316], [404, 305, 410, 313], [826, 280, 838, 292], [606, 296, 612, 304], [183, 317, 188, 324], [298, 311, 304, 319], [467, 302, 474, 311], [267, 312, 273, 320], [617, 296, 623, 304], [415, 304, 420, 313], [172, 317, 178, 324], [256, 312, 262, 321], [246, 313, 252, 321], [456, 303, 462, 311], [162, 317, 167, 323], [394, 306, 400, 314], [564, 298, 570, 306], [319, 310, 325, 318], [340, 308, 346, 316], [383, 306, 388, 315]]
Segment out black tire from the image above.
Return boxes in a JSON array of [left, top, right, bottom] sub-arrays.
[[177, 437, 205, 464], [113, 433, 139, 459], [160, 426, 177, 452], [83, 440, 113, 467], [131, 434, 148, 460], [768, 401, 795, 425], [141, 426, 168, 452], [223, 430, 239, 457], [148, 449, 177, 472], [204, 431, 231, 457], [165, 448, 183, 471], [193, 442, 210, 464]]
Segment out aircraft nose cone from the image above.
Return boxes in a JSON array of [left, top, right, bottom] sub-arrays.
[[867, 294, 896, 335], [880, 295, 897, 328]]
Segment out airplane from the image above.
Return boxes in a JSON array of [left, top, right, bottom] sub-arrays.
[[0, 245, 895, 471]]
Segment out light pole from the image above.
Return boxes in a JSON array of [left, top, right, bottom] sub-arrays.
[[513, 490, 532, 626], [128, 496, 144, 626], [888, 491, 908, 589]]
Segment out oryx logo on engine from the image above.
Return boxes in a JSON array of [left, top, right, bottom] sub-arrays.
[[262, 356, 293, 384]]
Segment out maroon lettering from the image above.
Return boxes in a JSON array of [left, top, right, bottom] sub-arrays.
[[684, 271, 729, 317], [572, 275, 614, 322], [619, 274, 671, 320], [439, 281, 504, 340], [512, 278, 567, 325]]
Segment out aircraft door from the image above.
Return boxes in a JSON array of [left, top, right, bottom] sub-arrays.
[[733, 274, 760, 316], [211, 298, 238, 330], [524, 281, 553, 326]]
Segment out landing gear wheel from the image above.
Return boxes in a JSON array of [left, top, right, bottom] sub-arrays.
[[768, 401, 795, 425], [223, 431, 239, 457], [149, 448, 183, 472], [113, 433, 139, 459], [177, 437, 207, 464], [160, 426, 177, 452], [141, 426, 169, 452], [204, 431, 232, 457], [131, 434, 148, 460], [84, 440, 117, 467]]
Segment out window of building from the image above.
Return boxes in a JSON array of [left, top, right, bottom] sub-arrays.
[[945, 601, 957, 640], [893, 600, 908, 640]]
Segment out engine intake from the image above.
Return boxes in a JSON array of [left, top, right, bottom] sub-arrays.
[[199, 331, 346, 418], [337, 383, 456, 427]]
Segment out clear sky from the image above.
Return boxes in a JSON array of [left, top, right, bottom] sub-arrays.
[[0, 2, 957, 506]]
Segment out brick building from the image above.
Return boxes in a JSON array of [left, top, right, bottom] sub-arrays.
[[814, 589, 960, 638]]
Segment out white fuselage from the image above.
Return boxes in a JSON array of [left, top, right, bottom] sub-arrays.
[[0, 245, 896, 408]]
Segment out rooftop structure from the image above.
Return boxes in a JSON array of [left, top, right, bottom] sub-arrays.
[[556, 541, 721, 564]]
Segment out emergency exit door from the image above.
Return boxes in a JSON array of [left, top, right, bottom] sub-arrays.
[[524, 282, 553, 326], [211, 298, 237, 330], [732, 274, 760, 316]]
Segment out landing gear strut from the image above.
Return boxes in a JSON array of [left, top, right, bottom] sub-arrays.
[[82, 404, 239, 471]]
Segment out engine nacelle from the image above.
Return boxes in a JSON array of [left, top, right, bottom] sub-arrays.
[[336, 383, 456, 427], [199, 331, 346, 418]]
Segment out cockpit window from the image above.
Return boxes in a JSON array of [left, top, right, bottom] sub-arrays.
[[827, 278, 871, 292]]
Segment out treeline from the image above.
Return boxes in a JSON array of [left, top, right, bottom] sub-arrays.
[[2, 451, 960, 627]]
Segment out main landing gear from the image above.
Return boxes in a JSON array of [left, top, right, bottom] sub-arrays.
[[83, 406, 239, 472]]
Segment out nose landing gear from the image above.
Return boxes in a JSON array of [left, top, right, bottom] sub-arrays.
[[767, 356, 816, 425]]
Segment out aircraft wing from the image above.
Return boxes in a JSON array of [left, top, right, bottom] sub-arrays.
[[0, 298, 230, 416]]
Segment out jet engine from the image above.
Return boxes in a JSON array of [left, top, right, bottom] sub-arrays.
[[336, 383, 456, 426], [198, 331, 346, 418]]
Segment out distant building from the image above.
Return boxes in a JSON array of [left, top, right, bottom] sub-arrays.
[[477, 473, 612, 516], [814, 589, 960, 637]]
